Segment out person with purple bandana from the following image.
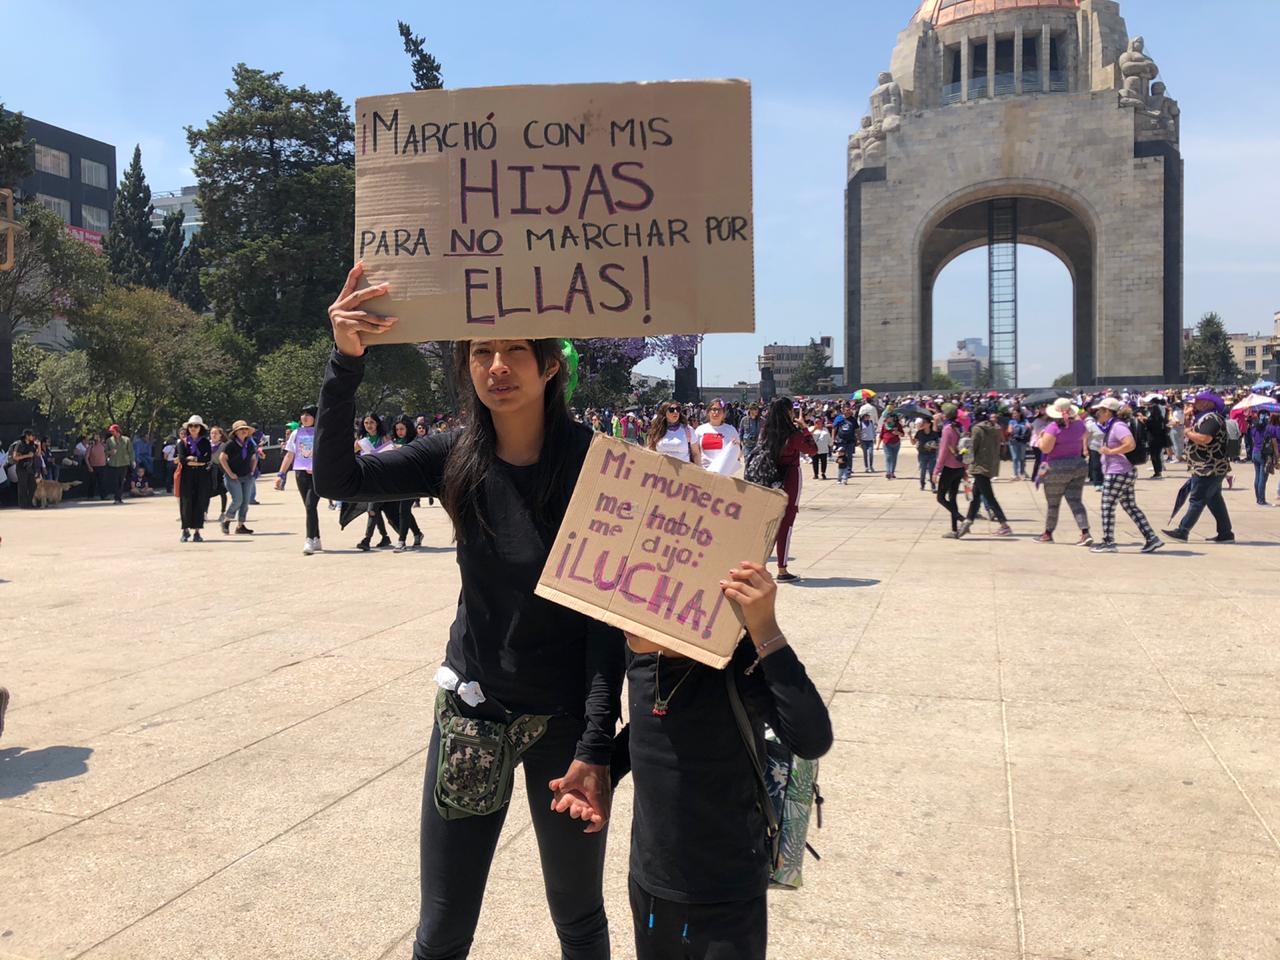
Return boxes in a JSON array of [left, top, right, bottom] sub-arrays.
[[1163, 391, 1235, 543], [1089, 398, 1162, 554]]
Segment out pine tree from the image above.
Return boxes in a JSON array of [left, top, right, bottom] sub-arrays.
[[104, 145, 158, 288], [790, 339, 833, 394], [167, 230, 208, 314], [397, 22, 444, 90], [1184, 311, 1243, 384], [154, 208, 185, 288]]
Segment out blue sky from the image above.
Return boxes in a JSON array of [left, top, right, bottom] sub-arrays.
[[8, 0, 1277, 387]]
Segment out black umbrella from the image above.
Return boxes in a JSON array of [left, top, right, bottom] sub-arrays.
[[1022, 389, 1070, 408], [893, 403, 931, 421], [1169, 479, 1193, 522]]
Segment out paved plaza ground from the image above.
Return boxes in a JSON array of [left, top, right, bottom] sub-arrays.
[[2, 449, 1279, 960]]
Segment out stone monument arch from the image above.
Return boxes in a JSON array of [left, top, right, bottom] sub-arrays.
[[846, 0, 1183, 389]]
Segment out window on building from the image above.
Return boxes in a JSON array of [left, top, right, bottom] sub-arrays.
[[34, 144, 71, 178], [1264, 345, 1273, 356], [1246, 360, 1257, 371], [81, 158, 109, 189], [1246, 346, 1257, 357], [82, 203, 109, 233], [36, 194, 71, 223]]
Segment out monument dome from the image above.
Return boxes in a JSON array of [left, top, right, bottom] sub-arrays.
[[845, 0, 1184, 390], [912, 0, 1080, 28]]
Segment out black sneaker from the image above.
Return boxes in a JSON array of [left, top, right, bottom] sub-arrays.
[[1142, 537, 1165, 554], [357, 538, 371, 552], [413, 532, 424, 548], [776, 572, 800, 583], [220, 519, 231, 535], [1207, 533, 1236, 543], [376, 536, 393, 549], [1161, 528, 1188, 542], [192, 531, 204, 543], [181, 530, 190, 543]]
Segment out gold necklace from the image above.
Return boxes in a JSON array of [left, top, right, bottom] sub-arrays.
[[652, 653, 697, 717]]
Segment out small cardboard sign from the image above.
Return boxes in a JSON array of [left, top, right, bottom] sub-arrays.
[[535, 435, 787, 669], [353, 80, 754, 343]]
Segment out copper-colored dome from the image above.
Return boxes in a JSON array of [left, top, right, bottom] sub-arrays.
[[913, 0, 1080, 27]]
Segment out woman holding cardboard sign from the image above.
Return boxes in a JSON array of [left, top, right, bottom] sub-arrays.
[[314, 262, 624, 960]]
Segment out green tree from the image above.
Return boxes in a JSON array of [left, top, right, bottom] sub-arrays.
[[789, 339, 832, 395], [21, 347, 92, 435], [1052, 372, 1075, 388], [398, 21, 444, 90], [0, 203, 107, 400], [155, 209, 186, 288], [1183, 311, 1243, 384], [357, 343, 440, 417], [69, 285, 229, 433], [0, 105, 33, 192], [930, 371, 958, 391], [104, 145, 159, 287], [167, 231, 208, 313], [187, 64, 354, 351], [252, 336, 333, 426]]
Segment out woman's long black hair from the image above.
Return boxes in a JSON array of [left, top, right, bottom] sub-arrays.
[[441, 339, 572, 543], [760, 396, 799, 465], [361, 412, 386, 444]]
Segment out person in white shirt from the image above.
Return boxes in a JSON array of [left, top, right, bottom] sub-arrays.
[[694, 399, 743, 476], [646, 401, 698, 463], [810, 419, 833, 479]]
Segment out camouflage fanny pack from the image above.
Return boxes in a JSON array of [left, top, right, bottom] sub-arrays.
[[433, 688, 551, 820]]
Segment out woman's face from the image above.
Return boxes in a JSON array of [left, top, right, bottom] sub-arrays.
[[395, 422, 409, 438], [363, 416, 378, 433], [300, 413, 316, 428], [210, 428, 223, 442], [708, 404, 724, 424], [469, 340, 555, 415], [665, 405, 681, 424], [416, 423, 428, 436]]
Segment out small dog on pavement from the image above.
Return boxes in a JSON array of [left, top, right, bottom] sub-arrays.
[[32, 479, 81, 507]]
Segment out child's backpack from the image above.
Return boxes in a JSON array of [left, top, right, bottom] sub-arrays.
[[744, 442, 783, 489], [727, 672, 824, 889]]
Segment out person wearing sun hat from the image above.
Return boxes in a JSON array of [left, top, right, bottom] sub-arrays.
[[1034, 398, 1094, 545], [218, 420, 259, 535], [1090, 397, 1162, 554], [1163, 390, 1234, 543], [177, 415, 213, 543]]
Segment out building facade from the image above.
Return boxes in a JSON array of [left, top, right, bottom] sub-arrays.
[[758, 336, 842, 395], [16, 115, 116, 252], [150, 186, 203, 244], [1227, 312, 1280, 381], [846, 0, 1183, 390]]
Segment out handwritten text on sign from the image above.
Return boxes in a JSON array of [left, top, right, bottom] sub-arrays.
[[353, 80, 754, 343], [536, 435, 785, 669]]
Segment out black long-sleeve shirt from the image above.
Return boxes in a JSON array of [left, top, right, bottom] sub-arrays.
[[625, 637, 833, 903], [312, 348, 624, 764]]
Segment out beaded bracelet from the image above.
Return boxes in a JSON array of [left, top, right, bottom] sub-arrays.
[[744, 632, 786, 676]]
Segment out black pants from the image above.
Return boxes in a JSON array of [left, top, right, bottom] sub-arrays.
[[16, 466, 36, 507], [937, 465, 965, 531], [965, 475, 1007, 524], [180, 468, 212, 530], [810, 453, 828, 479], [295, 471, 320, 540], [399, 499, 422, 540], [103, 465, 127, 502], [413, 715, 609, 960], [629, 876, 766, 960], [364, 505, 389, 541], [1149, 442, 1164, 476]]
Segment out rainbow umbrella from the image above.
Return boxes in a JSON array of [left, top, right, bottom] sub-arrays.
[[850, 388, 877, 402]]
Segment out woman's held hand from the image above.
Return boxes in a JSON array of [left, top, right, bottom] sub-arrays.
[[548, 760, 611, 834], [720, 560, 780, 639], [329, 261, 398, 357]]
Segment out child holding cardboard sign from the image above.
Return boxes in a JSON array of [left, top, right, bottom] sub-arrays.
[[314, 263, 624, 960], [554, 560, 832, 960]]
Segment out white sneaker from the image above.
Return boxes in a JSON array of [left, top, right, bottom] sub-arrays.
[[313, 538, 323, 553], [302, 538, 315, 555]]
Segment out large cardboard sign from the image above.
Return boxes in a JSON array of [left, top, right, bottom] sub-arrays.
[[536, 435, 786, 669], [354, 80, 753, 343]]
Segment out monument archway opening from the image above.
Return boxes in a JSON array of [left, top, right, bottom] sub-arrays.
[[932, 242, 1075, 390], [923, 193, 1093, 388]]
